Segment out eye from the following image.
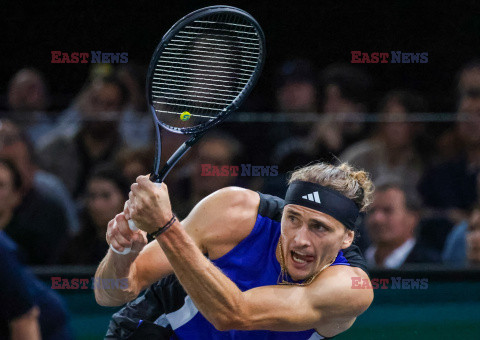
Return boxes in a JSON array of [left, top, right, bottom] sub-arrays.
[[312, 224, 327, 231], [288, 215, 297, 222]]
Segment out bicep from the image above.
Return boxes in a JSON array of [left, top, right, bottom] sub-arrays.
[[239, 267, 373, 332], [240, 285, 321, 331]]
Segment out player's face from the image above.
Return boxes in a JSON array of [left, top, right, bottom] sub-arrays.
[[280, 204, 354, 281]]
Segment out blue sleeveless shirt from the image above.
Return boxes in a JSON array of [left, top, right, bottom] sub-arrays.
[[155, 193, 367, 340]]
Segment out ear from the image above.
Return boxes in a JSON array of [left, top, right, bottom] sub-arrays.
[[342, 229, 355, 249]]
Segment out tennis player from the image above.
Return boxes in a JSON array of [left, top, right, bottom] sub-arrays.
[[96, 162, 374, 339]]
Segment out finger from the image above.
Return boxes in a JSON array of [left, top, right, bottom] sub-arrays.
[[124, 201, 131, 220], [114, 214, 134, 238], [136, 175, 149, 184], [130, 183, 139, 193], [109, 238, 125, 253], [111, 231, 133, 249], [129, 191, 135, 201]]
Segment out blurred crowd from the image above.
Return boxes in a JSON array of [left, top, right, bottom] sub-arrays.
[[1, 58, 480, 273]]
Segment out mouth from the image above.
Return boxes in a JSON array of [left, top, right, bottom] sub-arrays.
[[290, 250, 314, 266]]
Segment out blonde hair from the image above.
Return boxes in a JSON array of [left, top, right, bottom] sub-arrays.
[[288, 162, 374, 212]]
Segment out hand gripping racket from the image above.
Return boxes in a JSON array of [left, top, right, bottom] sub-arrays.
[[111, 5, 266, 254]]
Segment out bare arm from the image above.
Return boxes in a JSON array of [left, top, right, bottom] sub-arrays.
[[158, 220, 372, 334], [127, 177, 373, 335], [94, 212, 175, 306], [10, 306, 41, 340], [94, 185, 257, 306]]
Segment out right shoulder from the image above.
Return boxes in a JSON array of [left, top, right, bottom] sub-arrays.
[[183, 187, 260, 258]]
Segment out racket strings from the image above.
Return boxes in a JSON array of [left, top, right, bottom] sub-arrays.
[[151, 11, 262, 130]]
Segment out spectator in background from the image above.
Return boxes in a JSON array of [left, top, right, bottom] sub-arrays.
[[307, 63, 372, 163], [0, 231, 72, 339], [443, 172, 480, 267], [47, 64, 115, 140], [0, 158, 68, 264], [60, 165, 129, 264], [169, 132, 243, 219], [419, 61, 480, 224], [275, 58, 319, 114], [365, 179, 440, 268], [242, 59, 319, 168], [115, 146, 154, 184], [0, 119, 79, 233], [116, 64, 153, 149], [6, 68, 56, 143], [264, 63, 372, 197], [341, 90, 428, 199], [38, 75, 127, 198], [259, 59, 319, 196], [466, 210, 480, 266]]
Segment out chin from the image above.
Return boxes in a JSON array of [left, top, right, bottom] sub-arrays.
[[287, 266, 312, 282]]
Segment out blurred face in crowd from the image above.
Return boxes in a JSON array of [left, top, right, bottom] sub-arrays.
[[86, 178, 124, 231], [323, 84, 362, 115], [82, 80, 124, 139], [467, 209, 480, 266], [122, 160, 148, 184], [277, 81, 317, 113], [8, 69, 48, 112], [0, 164, 21, 220], [458, 66, 480, 96], [380, 99, 413, 150], [193, 138, 236, 195], [366, 187, 417, 248], [0, 121, 31, 190], [456, 92, 480, 148]]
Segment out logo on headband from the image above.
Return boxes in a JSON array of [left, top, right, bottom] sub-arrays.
[[302, 191, 321, 204]]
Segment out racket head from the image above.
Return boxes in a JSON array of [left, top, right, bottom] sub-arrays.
[[146, 5, 266, 135]]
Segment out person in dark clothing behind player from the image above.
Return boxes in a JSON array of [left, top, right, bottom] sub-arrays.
[[365, 178, 441, 268], [0, 231, 72, 339], [95, 162, 374, 339], [0, 157, 68, 264]]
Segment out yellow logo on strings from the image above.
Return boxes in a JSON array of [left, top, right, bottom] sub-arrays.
[[180, 111, 191, 121]]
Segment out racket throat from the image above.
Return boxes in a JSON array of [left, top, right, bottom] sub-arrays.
[[151, 133, 205, 183]]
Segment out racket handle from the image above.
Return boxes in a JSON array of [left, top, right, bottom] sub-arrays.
[[110, 220, 138, 255]]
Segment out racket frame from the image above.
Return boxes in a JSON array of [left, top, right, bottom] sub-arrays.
[[145, 5, 266, 182]]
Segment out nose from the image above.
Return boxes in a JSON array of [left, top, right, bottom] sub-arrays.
[[370, 209, 385, 225], [293, 224, 311, 248]]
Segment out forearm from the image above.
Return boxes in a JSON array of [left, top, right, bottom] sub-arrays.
[[94, 249, 141, 306], [157, 221, 245, 329]]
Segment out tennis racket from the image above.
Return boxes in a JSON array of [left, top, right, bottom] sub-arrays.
[[111, 5, 266, 254]]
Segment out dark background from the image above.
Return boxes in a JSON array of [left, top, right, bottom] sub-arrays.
[[3, 0, 480, 112]]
